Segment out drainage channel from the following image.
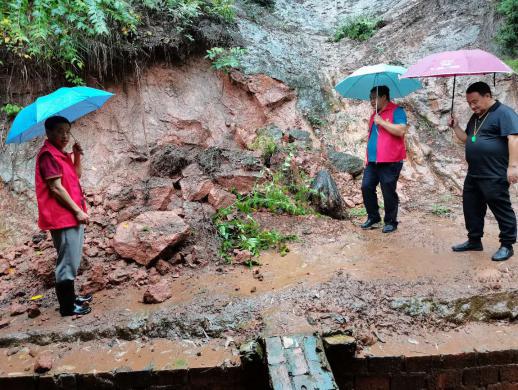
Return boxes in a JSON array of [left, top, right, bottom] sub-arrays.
[[1, 332, 518, 389]]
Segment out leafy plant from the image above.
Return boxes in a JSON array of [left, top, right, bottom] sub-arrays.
[[214, 154, 315, 264], [1, 103, 22, 117], [431, 204, 451, 217], [206, 47, 247, 73], [333, 16, 384, 42], [497, 0, 518, 57], [251, 130, 278, 164], [0, 0, 237, 82]]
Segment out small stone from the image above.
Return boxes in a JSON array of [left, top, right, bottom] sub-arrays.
[[155, 259, 174, 275], [10, 303, 26, 316], [6, 347, 19, 356], [34, 353, 52, 373], [0, 318, 10, 329], [27, 304, 41, 319], [250, 286, 257, 293], [143, 281, 172, 304]]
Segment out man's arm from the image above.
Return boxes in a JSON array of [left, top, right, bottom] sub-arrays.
[[507, 134, 518, 184], [373, 115, 408, 137], [47, 177, 89, 223], [448, 117, 467, 143], [72, 143, 83, 178]]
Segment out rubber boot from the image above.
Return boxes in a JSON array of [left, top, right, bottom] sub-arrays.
[[56, 280, 91, 316]]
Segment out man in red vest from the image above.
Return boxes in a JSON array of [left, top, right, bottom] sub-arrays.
[[360, 86, 408, 233], [35, 116, 92, 316]]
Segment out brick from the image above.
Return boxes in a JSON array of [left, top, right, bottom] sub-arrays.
[[0, 376, 36, 390], [405, 355, 440, 373], [480, 366, 501, 386], [478, 350, 518, 366], [114, 370, 153, 389], [431, 369, 463, 388], [501, 365, 518, 382], [390, 374, 427, 390], [154, 369, 188, 386], [355, 375, 390, 390], [268, 364, 291, 390], [463, 367, 482, 386], [265, 337, 286, 365], [367, 356, 404, 374], [438, 352, 479, 369], [76, 372, 115, 390]]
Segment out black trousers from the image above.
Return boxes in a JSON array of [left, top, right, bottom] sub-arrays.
[[361, 162, 403, 225], [463, 175, 517, 246]]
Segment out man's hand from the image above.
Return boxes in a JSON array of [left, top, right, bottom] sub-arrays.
[[73, 142, 84, 156], [75, 210, 90, 224], [448, 116, 459, 128], [373, 114, 384, 126]]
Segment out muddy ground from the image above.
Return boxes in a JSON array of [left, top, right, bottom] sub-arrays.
[[1, 193, 517, 376]]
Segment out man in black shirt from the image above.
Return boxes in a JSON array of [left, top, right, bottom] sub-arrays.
[[449, 82, 518, 261]]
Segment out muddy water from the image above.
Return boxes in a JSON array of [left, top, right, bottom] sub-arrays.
[[363, 322, 518, 357], [0, 338, 239, 377]]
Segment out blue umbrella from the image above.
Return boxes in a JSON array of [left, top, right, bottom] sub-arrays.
[[6, 86, 114, 144], [335, 63, 422, 101]]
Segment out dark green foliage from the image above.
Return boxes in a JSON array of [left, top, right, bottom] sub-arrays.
[[0, 0, 237, 83], [205, 46, 247, 73], [497, 0, 518, 57], [333, 16, 384, 42]]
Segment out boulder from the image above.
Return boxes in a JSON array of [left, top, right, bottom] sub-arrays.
[[80, 263, 108, 295], [310, 170, 347, 220], [113, 211, 190, 266], [328, 151, 364, 177]]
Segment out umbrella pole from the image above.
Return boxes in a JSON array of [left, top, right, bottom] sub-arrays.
[[450, 75, 456, 116]]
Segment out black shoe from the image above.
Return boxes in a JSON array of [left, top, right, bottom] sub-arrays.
[[75, 294, 93, 306], [382, 224, 397, 233], [61, 303, 92, 317], [451, 240, 483, 252], [361, 218, 381, 229], [491, 246, 514, 262]]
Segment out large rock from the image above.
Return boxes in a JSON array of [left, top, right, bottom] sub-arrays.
[[113, 211, 190, 266], [310, 170, 347, 220], [328, 151, 364, 177]]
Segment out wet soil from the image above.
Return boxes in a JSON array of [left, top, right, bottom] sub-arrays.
[[1, 204, 517, 376]]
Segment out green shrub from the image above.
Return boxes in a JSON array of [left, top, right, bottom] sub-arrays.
[[0, 0, 237, 83], [1, 103, 22, 117], [431, 204, 451, 217], [251, 131, 278, 163], [205, 46, 247, 73], [505, 58, 518, 72], [333, 16, 383, 42], [497, 0, 518, 57], [213, 154, 315, 264]]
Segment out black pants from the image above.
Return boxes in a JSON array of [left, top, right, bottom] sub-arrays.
[[361, 162, 403, 225], [463, 175, 517, 246]]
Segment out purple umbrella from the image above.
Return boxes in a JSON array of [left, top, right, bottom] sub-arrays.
[[401, 49, 514, 113]]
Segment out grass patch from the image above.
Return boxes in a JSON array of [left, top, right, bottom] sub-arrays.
[[213, 154, 315, 265], [347, 207, 367, 218], [333, 16, 383, 42], [431, 204, 452, 217], [251, 130, 278, 165]]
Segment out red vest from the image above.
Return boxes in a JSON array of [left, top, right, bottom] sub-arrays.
[[367, 101, 406, 163], [35, 140, 86, 231]]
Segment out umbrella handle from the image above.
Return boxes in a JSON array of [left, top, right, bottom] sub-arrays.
[[450, 75, 456, 117]]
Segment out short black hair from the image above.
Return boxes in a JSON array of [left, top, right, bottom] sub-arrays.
[[44, 116, 71, 135], [370, 85, 390, 100], [466, 82, 492, 97]]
